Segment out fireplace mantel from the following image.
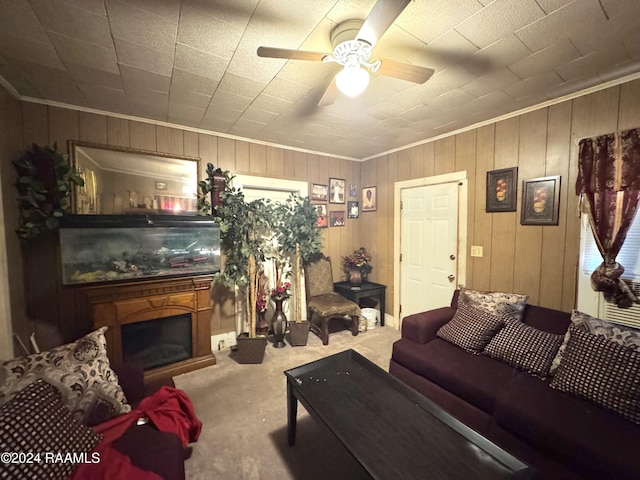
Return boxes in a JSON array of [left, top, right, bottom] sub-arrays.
[[85, 275, 216, 382]]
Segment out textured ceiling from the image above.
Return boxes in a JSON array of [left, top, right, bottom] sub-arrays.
[[1, 0, 639, 160]]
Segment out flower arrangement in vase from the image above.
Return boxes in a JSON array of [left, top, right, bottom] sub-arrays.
[[342, 247, 373, 286], [270, 281, 291, 302]]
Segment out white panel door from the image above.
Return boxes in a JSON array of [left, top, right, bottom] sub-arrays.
[[400, 182, 459, 321]]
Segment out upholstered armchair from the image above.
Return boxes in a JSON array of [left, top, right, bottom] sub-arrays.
[[304, 254, 360, 345]]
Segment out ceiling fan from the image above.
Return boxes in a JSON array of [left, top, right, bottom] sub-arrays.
[[257, 0, 434, 107]]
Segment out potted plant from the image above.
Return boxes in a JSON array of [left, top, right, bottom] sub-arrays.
[[275, 194, 323, 346], [213, 177, 275, 363], [13, 143, 85, 240], [342, 247, 373, 287]]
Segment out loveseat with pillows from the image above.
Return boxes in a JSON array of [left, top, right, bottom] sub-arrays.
[[0, 327, 201, 479], [389, 289, 640, 480]]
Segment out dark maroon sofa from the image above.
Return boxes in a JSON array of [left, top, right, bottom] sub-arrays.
[[389, 291, 640, 480], [109, 364, 190, 480]]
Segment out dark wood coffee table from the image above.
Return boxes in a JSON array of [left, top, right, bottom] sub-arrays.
[[285, 350, 534, 480]]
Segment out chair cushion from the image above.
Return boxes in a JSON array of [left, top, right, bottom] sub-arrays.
[[436, 304, 506, 353], [308, 293, 360, 317], [483, 318, 563, 378]]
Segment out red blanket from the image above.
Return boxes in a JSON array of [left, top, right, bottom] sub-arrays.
[[71, 386, 202, 479]]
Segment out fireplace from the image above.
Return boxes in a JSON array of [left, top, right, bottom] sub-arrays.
[[85, 275, 216, 382], [122, 313, 192, 370]]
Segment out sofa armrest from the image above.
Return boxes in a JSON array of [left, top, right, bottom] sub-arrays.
[[401, 307, 456, 344]]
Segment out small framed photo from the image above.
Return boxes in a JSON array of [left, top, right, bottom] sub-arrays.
[[486, 167, 517, 212], [362, 186, 377, 212], [329, 178, 346, 204], [314, 204, 327, 228], [521, 175, 561, 225], [311, 183, 328, 202], [155, 181, 168, 190], [349, 184, 357, 197], [347, 201, 359, 218], [329, 210, 345, 227]]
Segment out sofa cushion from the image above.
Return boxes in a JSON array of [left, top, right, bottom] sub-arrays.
[[484, 318, 563, 377], [495, 372, 640, 480], [0, 379, 102, 480], [550, 310, 640, 374], [393, 338, 517, 413], [0, 327, 130, 425], [550, 325, 640, 425], [458, 287, 528, 320], [437, 304, 506, 353]]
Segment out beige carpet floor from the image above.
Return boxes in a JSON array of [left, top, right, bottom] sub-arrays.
[[174, 325, 401, 480]]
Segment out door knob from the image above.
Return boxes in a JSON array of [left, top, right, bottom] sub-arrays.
[[448, 275, 455, 282], [450, 254, 456, 260]]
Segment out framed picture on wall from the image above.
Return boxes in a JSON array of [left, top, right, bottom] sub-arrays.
[[347, 201, 359, 218], [362, 186, 377, 212], [486, 167, 517, 212], [311, 183, 328, 202], [329, 178, 346, 204], [520, 175, 561, 225], [349, 184, 357, 197], [314, 204, 328, 228], [329, 210, 345, 227]]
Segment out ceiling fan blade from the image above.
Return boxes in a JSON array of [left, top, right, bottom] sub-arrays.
[[377, 58, 435, 84], [356, 0, 411, 48], [257, 46, 328, 62], [318, 76, 340, 107]]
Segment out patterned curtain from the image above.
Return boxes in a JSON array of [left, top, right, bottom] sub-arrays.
[[576, 127, 640, 308]]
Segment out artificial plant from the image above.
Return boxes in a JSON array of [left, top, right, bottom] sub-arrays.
[[197, 162, 233, 217], [13, 143, 85, 240], [274, 194, 323, 322], [213, 180, 275, 338]]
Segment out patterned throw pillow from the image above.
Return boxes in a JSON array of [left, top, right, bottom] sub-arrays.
[[458, 287, 528, 320], [483, 318, 563, 377], [0, 327, 130, 426], [549, 310, 640, 375], [550, 326, 640, 425], [437, 304, 506, 353], [0, 379, 102, 480]]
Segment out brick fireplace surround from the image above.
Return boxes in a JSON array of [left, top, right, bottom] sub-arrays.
[[85, 275, 216, 383]]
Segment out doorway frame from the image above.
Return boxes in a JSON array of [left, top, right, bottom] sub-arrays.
[[393, 171, 468, 329]]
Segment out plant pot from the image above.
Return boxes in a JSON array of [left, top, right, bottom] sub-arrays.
[[289, 321, 310, 346], [235, 334, 267, 364]]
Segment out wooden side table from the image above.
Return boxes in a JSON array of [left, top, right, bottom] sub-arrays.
[[333, 281, 386, 326]]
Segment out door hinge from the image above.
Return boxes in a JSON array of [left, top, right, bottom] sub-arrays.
[[399, 304, 402, 314], [400, 253, 402, 262], [400, 200, 403, 210]]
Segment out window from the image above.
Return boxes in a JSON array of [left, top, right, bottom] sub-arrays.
[[578, 211, 640, 327]]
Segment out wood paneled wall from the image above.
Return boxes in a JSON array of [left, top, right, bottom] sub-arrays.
[[6, 104, 361, 351], [3, 78, 640, 354], [360, 79, 640, 315]]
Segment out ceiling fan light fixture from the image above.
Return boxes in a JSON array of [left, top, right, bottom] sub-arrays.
[[336, 66, 369, 97]]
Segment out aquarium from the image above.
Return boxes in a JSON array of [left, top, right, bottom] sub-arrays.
[[59, 215, 220, 285]]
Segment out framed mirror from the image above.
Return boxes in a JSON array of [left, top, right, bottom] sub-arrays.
[[68, 141, 200, 216]]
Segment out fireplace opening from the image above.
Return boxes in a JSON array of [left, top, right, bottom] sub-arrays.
[[121, 314, 192, 371]]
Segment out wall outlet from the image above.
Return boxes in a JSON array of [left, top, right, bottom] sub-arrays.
[[470, 245, 483, 257]]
